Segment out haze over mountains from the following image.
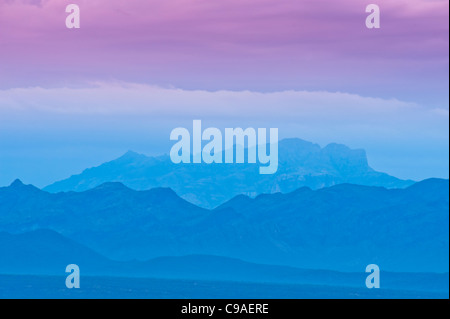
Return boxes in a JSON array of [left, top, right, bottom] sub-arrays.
[[44, 138, 414, 208], [1, 230, 448, 296], [1, 178, 447, 273], [1, 137, 447, 297]]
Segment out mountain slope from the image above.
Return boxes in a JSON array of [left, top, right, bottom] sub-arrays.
[[0, 179, 210, 260], [1, 179, 447, 272], [0, 229, 110, 275], [44, 138, 414, 208], [214, 179, 449, 272], [1, 230, 448, 294]]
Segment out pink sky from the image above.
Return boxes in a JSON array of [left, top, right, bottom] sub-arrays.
[[0, 0, 448, 105]]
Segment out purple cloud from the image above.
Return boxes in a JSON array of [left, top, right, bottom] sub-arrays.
[[0, 0, 447, 106]]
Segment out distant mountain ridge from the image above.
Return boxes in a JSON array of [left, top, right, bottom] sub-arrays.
[[1, 230, 448, 294], [1, 178, 447, 272], [44, 138, 414, 208]]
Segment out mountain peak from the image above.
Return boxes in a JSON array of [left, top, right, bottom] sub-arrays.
[[124, 150, 140, 156], [279, 138, 320, 149], [43, 138, 413, 208], [119, 150, 146, 160], [6, 179, 42, 193], [10, 179, 25, 188], [91, 182, 132, 192]]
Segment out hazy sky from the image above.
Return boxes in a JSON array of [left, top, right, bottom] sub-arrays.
[[0, 0, 448, 187]]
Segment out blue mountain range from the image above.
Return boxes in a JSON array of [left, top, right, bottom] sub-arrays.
[[1, 178, 447, 273], [1, 138, 447, 298], [44, 138, 414, 208], [0, 229, 448, 297]]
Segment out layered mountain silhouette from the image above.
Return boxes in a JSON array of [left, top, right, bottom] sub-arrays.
[[1, 230, 448, 294], [44, 138, 414, 208], [1, 178, 447, 273], [0, 229, 110, 275]]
